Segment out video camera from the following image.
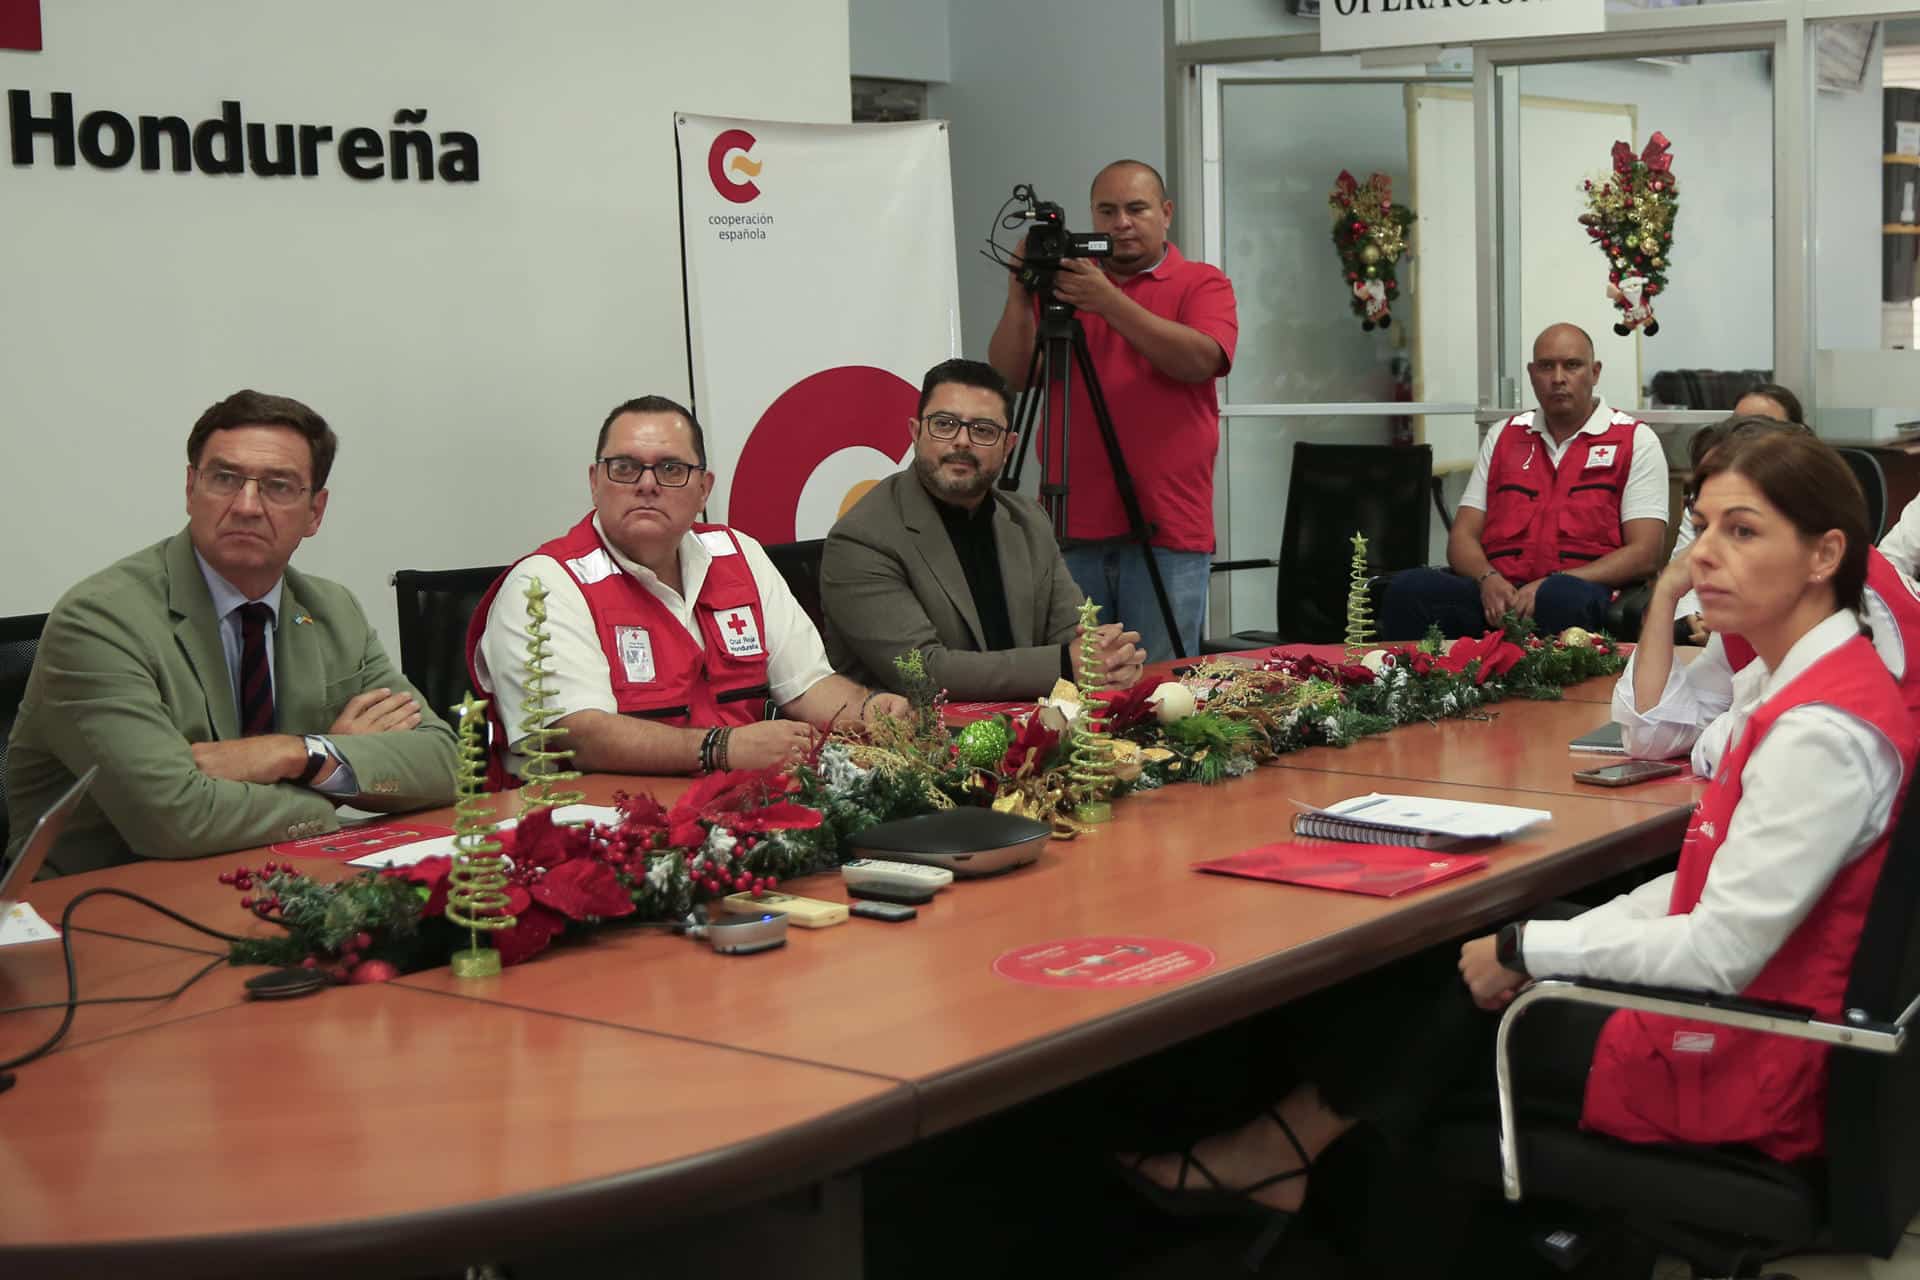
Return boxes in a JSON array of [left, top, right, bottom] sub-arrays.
[[1006, 183, 1110, 294]]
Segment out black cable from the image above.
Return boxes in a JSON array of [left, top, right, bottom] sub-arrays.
[[0, 888, 246, 1086], [0, 955, 225, 1017]]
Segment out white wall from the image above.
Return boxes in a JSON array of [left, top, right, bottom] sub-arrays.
[[850, 0, 950, 83], [932, 0, 1169, 359], [1815, 39, 1897, 439], [0, 0, 851, 656]]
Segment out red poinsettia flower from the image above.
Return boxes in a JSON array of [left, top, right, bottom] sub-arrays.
[[1438, 631, 1526, 685], [725, 803, 825, 834], [1335, 663, 1375, 686], [614, 789, 670, 832], [532, 858, 636, 921], [392, 855, 454, 918], [999, 712, 1062, 776], [1094, 676, 1160, 734], [493, 902, 569, 967], [501, 807, 593, 872]]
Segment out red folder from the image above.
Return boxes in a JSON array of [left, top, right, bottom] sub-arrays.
[[1193, 840, 1489, 898]]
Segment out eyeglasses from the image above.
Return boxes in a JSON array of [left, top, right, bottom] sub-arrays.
[[195, 467, 312, 507], [921, 413, 1010, 447], [598, 456, 704, 488]]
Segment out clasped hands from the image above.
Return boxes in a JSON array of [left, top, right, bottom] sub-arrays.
[[189, 687, 422, 786], [722, 691, 912, 773], [1073, 621, 1146, 689]]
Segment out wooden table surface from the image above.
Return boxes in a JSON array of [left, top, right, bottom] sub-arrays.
[[2, 691, 1694, 1277]]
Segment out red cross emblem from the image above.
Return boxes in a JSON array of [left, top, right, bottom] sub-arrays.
[[726, 612, 749, 636]]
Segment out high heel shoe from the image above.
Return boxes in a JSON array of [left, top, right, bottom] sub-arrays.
[[1113, 1107, 1311, 1272]]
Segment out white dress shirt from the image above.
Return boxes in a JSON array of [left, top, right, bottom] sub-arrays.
[[1530, 610, 1904, 993], [1615, 587, 1908, 771], [194, 553, 355, 795], [1880, 492, 1920, 581], [474, 518, 834, 775], [1458, 399, 1669, 528]]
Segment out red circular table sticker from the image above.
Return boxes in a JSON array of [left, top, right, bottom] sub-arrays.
[[268, 822, 455, 859], [992, 936, 1217, 989]]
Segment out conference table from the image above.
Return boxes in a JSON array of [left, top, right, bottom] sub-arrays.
[[0, 663, 1703, 1278]]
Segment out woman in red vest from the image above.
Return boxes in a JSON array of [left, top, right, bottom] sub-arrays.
[[1618, 416, 1920, 774], [1121, 432, 1916, 1262]]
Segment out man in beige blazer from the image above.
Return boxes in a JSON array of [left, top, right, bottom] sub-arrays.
[[5, 390, 456, 876], [823, 359, 1145, 700]]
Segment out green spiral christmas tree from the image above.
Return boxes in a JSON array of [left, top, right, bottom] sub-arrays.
[[1344, 531, 1376, 659], [516, 576, 585, 816], [1067, 599, 1118, 824], [447, 694, 515, 979]]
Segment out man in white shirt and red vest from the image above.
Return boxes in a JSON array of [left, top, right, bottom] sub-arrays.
[[467, 396, 908, 783], [1381, 323, 1668, 639]]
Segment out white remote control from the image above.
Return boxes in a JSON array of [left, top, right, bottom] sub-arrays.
[[841, 858, 954, 895]]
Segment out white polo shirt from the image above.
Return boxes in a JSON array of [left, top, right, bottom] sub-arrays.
[[1459, 397, 1669, 528]]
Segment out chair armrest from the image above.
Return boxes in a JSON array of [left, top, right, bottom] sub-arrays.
[[1494, 977, 1909, 1203]]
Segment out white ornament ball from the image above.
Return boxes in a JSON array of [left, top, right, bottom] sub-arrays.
[[1359, 649, 1395, 675], [1150, 681, 1198, 724]]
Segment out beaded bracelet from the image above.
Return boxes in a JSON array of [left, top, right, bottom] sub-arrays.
[[714, 726, 733, 772], [698, 727, 721, 774]]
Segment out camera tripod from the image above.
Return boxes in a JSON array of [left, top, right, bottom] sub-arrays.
[[999, 291, 1184, 654]]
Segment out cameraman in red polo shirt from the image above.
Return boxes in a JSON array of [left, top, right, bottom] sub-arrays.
[[1381, 323, 1667, 640], [988, 159, 1238, 663]]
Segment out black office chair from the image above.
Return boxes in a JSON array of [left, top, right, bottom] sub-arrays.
[[0, 612, 49, 855], [1433, 778, 1920, 1276], [1206, 443, 1433, 650], [392, 567, 508, 727], [1838, 447, 1891, 543], [763, 539, 826, 633]]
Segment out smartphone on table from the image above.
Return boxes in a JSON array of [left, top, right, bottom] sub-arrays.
[[1573, 760, 1686, 787]]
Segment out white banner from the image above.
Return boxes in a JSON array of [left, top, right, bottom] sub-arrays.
[[676, 114, 960, 544], [1319, 0, 1603, 53]]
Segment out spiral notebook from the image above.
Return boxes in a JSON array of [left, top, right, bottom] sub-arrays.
[[1290, 793, 1551, 851]]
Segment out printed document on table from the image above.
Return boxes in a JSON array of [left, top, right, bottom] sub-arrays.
[[346, 804, 623, 867]]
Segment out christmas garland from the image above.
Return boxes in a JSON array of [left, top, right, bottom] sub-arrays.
[[218, 617, 1623, 980], [1329, 170, 1413, 332], [1579, 132, 1677, 337]]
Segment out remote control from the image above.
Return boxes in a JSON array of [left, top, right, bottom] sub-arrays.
[[850, 900, 917, 923], [847, 882, 935, 906], [721, 890, 848, 929], [841, 858, 954, 897]]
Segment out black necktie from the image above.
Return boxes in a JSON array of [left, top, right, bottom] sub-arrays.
[[238, 602, 275, 736]]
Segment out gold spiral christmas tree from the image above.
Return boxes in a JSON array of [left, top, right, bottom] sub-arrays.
[[1345, 531, 1376, 659], [516, 576, 585, 816], [448, 694, 515, 979], [1066, 599, 1118, 824]]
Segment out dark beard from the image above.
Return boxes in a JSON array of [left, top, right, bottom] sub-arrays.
[[915, 450, 998, 503]]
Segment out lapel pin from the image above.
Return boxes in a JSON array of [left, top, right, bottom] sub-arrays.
[[293, 612, 313, 626]]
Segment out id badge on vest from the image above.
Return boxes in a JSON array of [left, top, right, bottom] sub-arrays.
[[713, 606, 764, 658], [615, 626, 656, 683], [1585, 444, 1618, 469]]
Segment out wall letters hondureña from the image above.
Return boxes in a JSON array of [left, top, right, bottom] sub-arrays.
[[7, 92, 479, 182]]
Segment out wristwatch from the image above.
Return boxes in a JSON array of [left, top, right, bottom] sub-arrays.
[[1495, 922, 1530, 977], [296, 735, 331, 786], [1476, 568, 1501, 584]]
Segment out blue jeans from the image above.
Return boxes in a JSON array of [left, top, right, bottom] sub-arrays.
[[1380, 568, 1612, 641], [1063, 545, 1210, 663]]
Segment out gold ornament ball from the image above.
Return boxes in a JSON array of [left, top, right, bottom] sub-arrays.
[[1651, 257, 1664, 268], [1624, 234, 1639, 249], [1364, 264, 1379, 278], [1559, 626, 1594, 649], [1361, 243, 1382, 264]]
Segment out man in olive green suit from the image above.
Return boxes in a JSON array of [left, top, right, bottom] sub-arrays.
[[822, 359, 1146, 700], [5, 390, 456, 877]]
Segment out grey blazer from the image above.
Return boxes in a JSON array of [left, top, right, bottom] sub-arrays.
[[821, 469, 1084, 699]]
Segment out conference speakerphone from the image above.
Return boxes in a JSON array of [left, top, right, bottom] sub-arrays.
[[850, 809, 1051, 878]]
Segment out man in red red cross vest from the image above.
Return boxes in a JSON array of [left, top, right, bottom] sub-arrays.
[[1381, 323, 1669, 639], [467, 396, 908, 781]]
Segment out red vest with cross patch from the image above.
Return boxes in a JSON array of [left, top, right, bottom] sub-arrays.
[[1722, 550, 1920, 722], [465, 514, 770, 788], [1480, 412, 1639, 586], [1579, 633, 1915, 1160]]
